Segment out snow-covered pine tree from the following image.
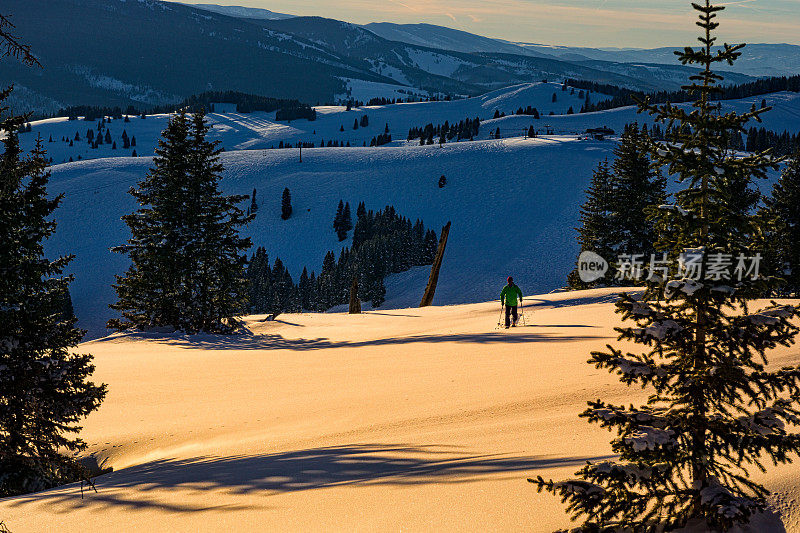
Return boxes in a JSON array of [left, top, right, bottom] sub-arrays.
[[0, 108, 106, 496], [568, 159, 616, 289], [532, 1, 800, 530], [761, 153, 800, 296]]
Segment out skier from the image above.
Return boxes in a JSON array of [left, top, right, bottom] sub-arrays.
[[500, 276, 523, 328]]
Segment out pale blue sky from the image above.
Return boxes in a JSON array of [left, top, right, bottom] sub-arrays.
[[183, 0, 800, 47]]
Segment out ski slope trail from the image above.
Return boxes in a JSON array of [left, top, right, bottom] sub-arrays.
[[1, 290, 798, 532]]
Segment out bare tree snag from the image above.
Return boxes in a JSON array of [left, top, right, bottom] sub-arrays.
[[420, 221, 451, 307]]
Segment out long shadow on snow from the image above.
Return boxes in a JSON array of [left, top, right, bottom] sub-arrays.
[[7, 444, 612, 513], [95, 331, 605, 351]]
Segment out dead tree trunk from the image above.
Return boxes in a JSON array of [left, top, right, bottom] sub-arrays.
[[349, 276, 361, 314], [420, 221, 451, 307]]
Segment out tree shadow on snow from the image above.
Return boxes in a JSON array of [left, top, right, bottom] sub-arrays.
[[6, 444, 612, 514], [94, 330, 606, 351]]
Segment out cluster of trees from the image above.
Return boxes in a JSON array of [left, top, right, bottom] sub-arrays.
[[745, 126, 800, 156], [759, 154, 800, 295], [568, 123, 667, 288], [570, 73, 800, 112], [247, 204, 439, 314], [408, 117, 480, 144], [333, 200, 353, 241], [514, 106, 540, 118], [275, 104, 316, 122], [369, 133, 392, 147], [61, 105, 126, 121], [64, 118, 137, 154], [55, 91, 318, 121]]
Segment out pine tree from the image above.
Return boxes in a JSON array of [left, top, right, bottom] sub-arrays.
[[342, 201, 353, 234], [568, 159, 617, 288], [533, 2, 800, 529], [334, 199, 346, 240], [281, 187, 292, 220], [0, 103, 106, 496], [611, 123, 667, 259], [110, 110, 251, 333], [761, 153, 800, 295], [181, 111, 252, 331], [250, 187, 258, 214]]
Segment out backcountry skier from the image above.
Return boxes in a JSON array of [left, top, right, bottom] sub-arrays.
[[500, 277, 523, 328]]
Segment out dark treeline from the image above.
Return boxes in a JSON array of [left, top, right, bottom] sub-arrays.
[[57, 91, 316, 121], [569, 74, 800, 112], [247, 203, 439, 314], [342, 93, 455, 109], [514, 106, 541, 118], [745, 127, 800, 156], [408, 117, 480, 144]]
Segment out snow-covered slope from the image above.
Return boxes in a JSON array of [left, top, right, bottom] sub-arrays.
[[2, 291, 798, 532], [27, 85, 797, 339], [21, 83, 607, 164], [47, 136, 616, 339], [22, 86, 800, 167]]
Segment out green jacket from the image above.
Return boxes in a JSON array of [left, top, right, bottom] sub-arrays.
[[500, 284, 523, 306]]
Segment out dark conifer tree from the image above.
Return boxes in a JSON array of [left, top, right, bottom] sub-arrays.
[[0, 100, 105, 495], [250, 187, 258, 214], [611, 122, 667, 258], [761, 153, 800, 295], [568, 159, 617, 288], [281, 187, 292, 220], [333, 199, 346, 240], [342, 201, 353, 234], [109, 110, 251, 333], [534, 3, 800, 529]]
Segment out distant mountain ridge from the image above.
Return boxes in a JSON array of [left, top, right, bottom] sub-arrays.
[[0, 0, 771, 115], [364, 22, 800, 79], [188, 3, 293, 20]]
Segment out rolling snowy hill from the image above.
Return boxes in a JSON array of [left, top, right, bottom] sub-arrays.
[[20, 84, 800, 167], [47, 135, 616, 339], [11, 84, 791, 339]]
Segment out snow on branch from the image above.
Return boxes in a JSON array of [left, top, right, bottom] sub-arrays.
[[658, 204, 690, 217], [624, 426, 677, 452]]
